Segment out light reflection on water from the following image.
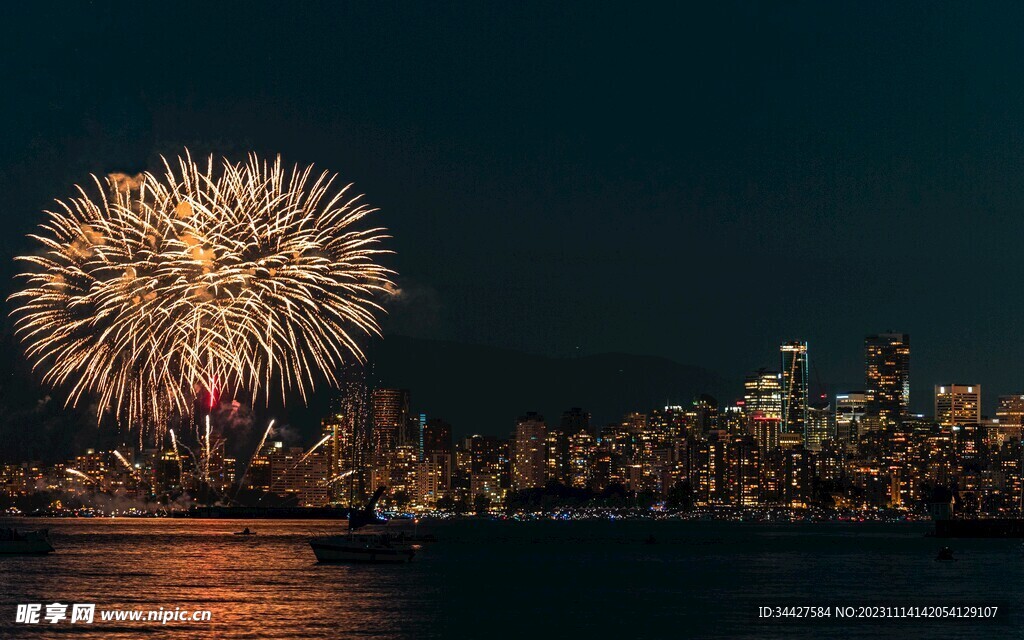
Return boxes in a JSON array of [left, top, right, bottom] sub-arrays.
[[1, 519, 1021, 639]]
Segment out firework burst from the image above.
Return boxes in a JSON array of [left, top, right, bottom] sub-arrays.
[[11, 151, 394, 435]]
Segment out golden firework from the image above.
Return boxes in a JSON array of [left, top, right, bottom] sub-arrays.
[[11, 151, 394, 435]]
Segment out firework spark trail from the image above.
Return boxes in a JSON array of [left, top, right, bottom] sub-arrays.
[[10, 151, 394, 436], [298, 434, 331, 466], [66, 468, 96, 484], [321, 469, 356, 486], [171, 435, 222, 494], [234, 419, 275, 496], [113, 449, 144, 483], [169, 429, 184, 479], [204, 415, 212, 481], [262, 434, 332, 498], [113, 449, 133, 471]]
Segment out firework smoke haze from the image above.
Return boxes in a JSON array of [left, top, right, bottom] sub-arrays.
[[10, 151, 395, 435]]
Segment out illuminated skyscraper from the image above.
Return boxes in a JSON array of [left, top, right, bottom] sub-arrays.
[[996, 395, 1024, 427], [719, 402, 746, 434], [804, 400, 833, 451], [780, 342, 808, 436], [321, 366, 370, 502], [864, 333, 910, 427], [423, 418, 452, 457], [370, 388, 410, 460], [694, 394, 719, 432], [545, 430, 569, 484], [423, 418, 453, 492], [407, 413, 427, 459], [935, 384, 981, 426], [727, 435, 761, 506], [568, 431, 597, 488], [743, 369, 783, 420], [512, 412, 547, 490], [750, 414, 781, 451], [835, 392, 867, 446], [463, 435, 511, 505]]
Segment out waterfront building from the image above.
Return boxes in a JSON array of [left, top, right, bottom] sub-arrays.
[[545, 430, 569, 484], [512, 412, 548, 490]]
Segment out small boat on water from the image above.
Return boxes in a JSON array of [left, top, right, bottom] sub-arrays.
[[310, 532, 415, 564], [0, 529, 55, 555], [936, 546, 956, 561], [233, 527, 257, 536]]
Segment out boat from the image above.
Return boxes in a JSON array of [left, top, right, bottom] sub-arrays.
[[309, 486, 415, 564], [0, 529, 55, 555], [935, 546, 956, 561], [233, 527, 257, 536], [310, 532, 415, 564]]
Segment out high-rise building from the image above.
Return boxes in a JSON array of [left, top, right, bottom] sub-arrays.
[[320, 364, 370, 501], [835, 392, 867, 446], [568, 431, 597, 489], [780, 342, 808, 436], [268, 445, 330, 506], [648, 406, 688, 439], [459, 435, 511, 505], [321, 411, 357, 503], [622, 412, 648, 434], [694, 394, 719, 433], [423, 418, 452, 457], [804, 400, 833, 451], [750, 413, 781, 451], [370, 389, 410, 460], [781, 447, 809, 508], [935, 385, 981, 426], [512, 412, 547, 490], [996, 395, 1024, 427], [864, 333, 910, 427], [743, 369, 783, 420], [719, 403, 746, 434], [728, 435, 761, 506], [423, 418, 453, 493], [407, 413, 427, 459], [545, 430, 569, 484]]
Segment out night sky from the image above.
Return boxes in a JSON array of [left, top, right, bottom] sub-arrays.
[[2, 1, 1024, 416]]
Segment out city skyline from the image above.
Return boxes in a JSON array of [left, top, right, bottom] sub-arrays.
[[6, 363, 1023, 518], [5, 326, 1024, 464], [4, 326, 1024, 516]]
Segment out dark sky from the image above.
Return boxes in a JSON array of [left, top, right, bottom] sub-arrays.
[[1, 1, 1023, 416]]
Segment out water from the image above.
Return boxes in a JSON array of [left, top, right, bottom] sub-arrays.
[[1, 518, 1021, 639]]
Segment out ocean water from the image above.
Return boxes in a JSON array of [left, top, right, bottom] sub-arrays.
[[0, 518, 1020, 639]]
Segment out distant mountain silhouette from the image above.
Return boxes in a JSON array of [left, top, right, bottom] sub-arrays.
[[364, 336, 732, 437], [0, 333, 732, 462]]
